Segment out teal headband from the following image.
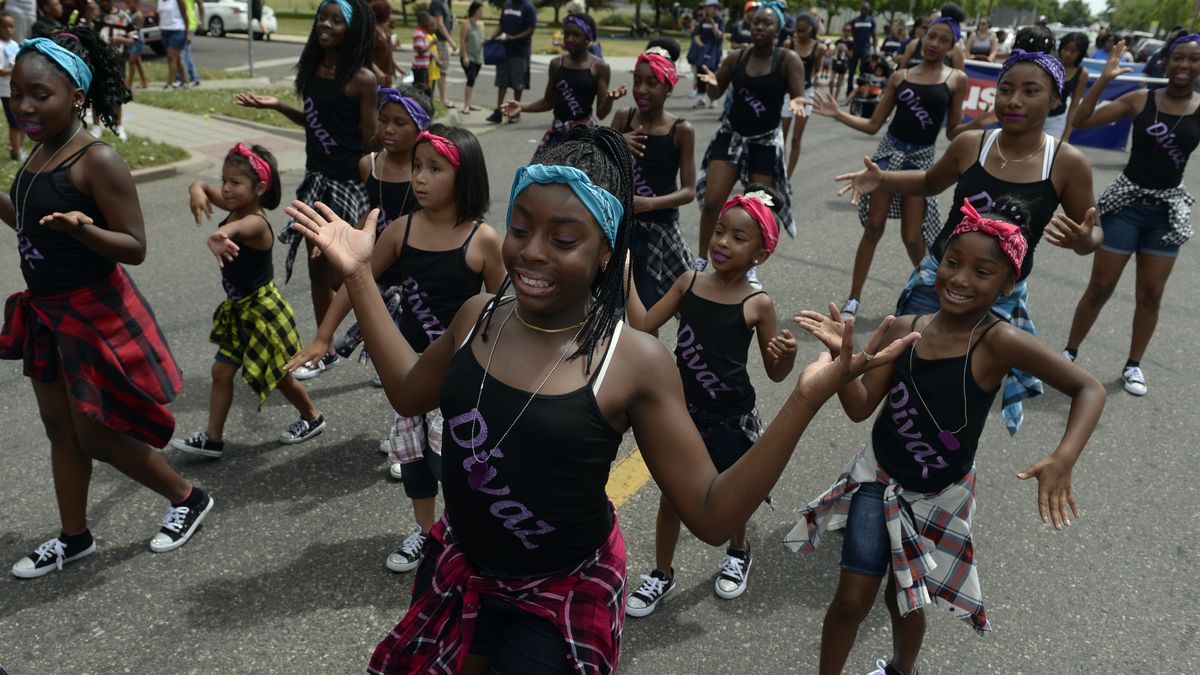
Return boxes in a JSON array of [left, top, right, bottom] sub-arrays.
[[507, 165, 622, 248], [318, 0, 353, 23], [20, 38, 92, 93]]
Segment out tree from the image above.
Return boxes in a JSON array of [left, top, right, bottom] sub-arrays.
[[1058, 0, 1091, 25], [1109, 0, 1192, 32], [537, 0, 570, 22]]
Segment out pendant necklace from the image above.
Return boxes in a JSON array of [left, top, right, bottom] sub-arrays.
[[466, 303, 587, 491], [907, 311, 989, 452], [1152, 90, 1192, 139], [16, 124, 83, 236], [993, 133, 1046, 171]]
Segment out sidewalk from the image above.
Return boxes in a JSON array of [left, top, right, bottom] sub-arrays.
[[124, 82, 507, 181]]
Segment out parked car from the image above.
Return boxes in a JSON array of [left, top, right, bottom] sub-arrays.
[[202, 0, 277, 39], [1135, 38, 1164, 63]]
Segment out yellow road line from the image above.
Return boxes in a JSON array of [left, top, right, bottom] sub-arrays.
[[605, 447, 652, 508]]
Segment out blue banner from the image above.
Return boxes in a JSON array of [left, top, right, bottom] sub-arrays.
[[961, 59, 1157, 151]]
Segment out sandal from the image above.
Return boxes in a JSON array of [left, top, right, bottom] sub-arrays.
[[444, 102, 456, 109], [460, 107, 472, 114]]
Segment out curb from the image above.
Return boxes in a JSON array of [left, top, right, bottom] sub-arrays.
[[132, 154, 211, 184], [211, 114, 307, 142]]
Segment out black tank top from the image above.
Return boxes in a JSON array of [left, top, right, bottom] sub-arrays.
[[365, 152, 419, 241], [1122, 92, 1200, 190], [675, 274, 763, 416], [12, 141, 116, 295], [881, 36, 904, 58], [552, 61, 596, 121], [218, 214, 274, 300], [729, 48, 789, 136], [888, 74, 952, 146], [872, 316, 1002, 493], [396, 213, 485, 352], [624, 110, 683, 223], [930, 131, 1061, 282], [797, 42, 817, 89], [1048, 67, 1082, 117], [302, 76, 365, 181], [439, 300, 624, 576]]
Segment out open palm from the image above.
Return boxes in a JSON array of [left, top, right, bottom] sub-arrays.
[[283, 200, 378, 277]]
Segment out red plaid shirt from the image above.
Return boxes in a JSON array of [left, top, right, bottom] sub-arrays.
[[785, 443, 992, 635], [0, 267, 182, 448], [368, 515, 627, 674]]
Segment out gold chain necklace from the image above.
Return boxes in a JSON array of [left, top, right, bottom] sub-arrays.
[[994, 134, 1046, 171], [514, 306, 585, 334]]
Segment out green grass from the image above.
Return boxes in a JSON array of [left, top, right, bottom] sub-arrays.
[[134, 86, 301, 128], [0, 133, 188, 186], [136, 59, 252, 83]]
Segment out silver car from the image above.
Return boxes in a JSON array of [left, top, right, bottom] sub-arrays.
[[202, 0, 277, 38]]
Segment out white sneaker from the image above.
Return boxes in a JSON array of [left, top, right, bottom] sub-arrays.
[[149, 493, 214, 553], [88, 124, 103, 138], [115, 125, 128, 142], [714, 546, 752, 599], [1061, 349, 1076, 363], [625, 569, 675, 617], [11, 535, 96, 578], [841, 298, 861, 319], [388, 462, 404, 480], [378, 438, 391, 455], [1122, 365, 1148, 396], [292, 353, 339, 381], [745, 265, 762, 290], [385, 528, 427, 573], [865, 660, 890, 675]]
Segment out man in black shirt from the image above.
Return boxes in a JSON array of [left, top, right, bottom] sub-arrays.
[[846, 2, 875, 95]]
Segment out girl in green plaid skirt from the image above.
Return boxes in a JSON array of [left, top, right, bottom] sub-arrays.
[[169, 144, 327, 459]]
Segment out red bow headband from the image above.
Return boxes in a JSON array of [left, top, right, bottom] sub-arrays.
[[636, 48, 679, 88], [720, 192, 779, 253], [229, 143, 272, 185], [416, 130, 461, 169], [951, 198, 1028, 274]]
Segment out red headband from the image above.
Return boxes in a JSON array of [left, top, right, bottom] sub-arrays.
[[229, 143, 272, 185], [951, 198, 1028, 274], [636, 51, 679, 88], [416, 130, 461, 169], [720, 193, 779, 253]]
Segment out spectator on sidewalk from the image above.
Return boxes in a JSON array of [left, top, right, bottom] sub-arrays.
[[174, 0, 201, 87], [411, 10, 431, 89], [0, 11, 22, 160], [369, 0, 402, 85], [486, 0, 535, 123], [7, 0, 34, 40], [428, 0, 455, 106], [30, 0, 64, 38], [126, 0, 149, 88], [156, 0, 188, 89], [93, 0, 133, 139], [846, 2, 875, 96], [459, 0, 483, 112]]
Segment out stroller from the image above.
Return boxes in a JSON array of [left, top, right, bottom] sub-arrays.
[[848, 55, 891, 118]]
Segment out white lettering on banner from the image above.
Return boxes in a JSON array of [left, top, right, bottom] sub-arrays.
[[962, 83, 996, 113]]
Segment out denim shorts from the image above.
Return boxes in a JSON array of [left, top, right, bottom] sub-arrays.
[[874, 134, 931, 171], [895, 281, 941, 316], [840, 481, 890, 577], [467, 595, 573, 673], [161, 28, 186, 51], [691, 412, 754, 473], [1099, 200, 1181, 258]]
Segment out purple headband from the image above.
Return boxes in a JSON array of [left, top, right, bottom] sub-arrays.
[[376, 87, 431, 131], [564, 14, 594, 42], [928, 17, 960, 44], [999, 49, 1065, 99], [1168, 33, 1200, 55]]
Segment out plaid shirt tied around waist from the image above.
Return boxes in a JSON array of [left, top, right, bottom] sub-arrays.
[[858, 133, 943, 247], [368, 513, 627, 674], [784, 443, 992, 636], [281, 170, 370, 282], [0, 266, 182, 448], [896, 252, 1042, 434], [210, 280, 303, 406], [697, 119, 797, 238], [1098, 172, 1194, 247]]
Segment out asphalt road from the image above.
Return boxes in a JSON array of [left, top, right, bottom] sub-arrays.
[[1, 63, 1198, 673], [147, 33, 306, 81]]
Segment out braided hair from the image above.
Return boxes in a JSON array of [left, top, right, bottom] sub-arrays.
[[16, 26, 130, 129], [294, 0, 374, 97], [482, 125, 634, 374]]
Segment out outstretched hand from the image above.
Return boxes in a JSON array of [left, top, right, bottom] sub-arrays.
[[766, 328, 798, 361], [39, 211, 92, 232], [794, 315, 920, 406], [608, 84, 628, 101], [1101, 42, 1134, 81], [286, 336, 332, 374], [1018, 455, 1081, 530], [834, 156, 883, 206], [234, 92, 279, 110], [189, 188, 213, 225], [207, 231, 239, 268], [794, 302, 847, 355], [283, 200, 377, 277], [1044, 208, 1096, 250], [698, 65, 718, 87], [811, 89, 840, 117]]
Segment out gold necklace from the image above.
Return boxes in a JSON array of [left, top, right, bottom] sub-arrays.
[[514, 306, 585, 334], [994, 134, 1047, 171]]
